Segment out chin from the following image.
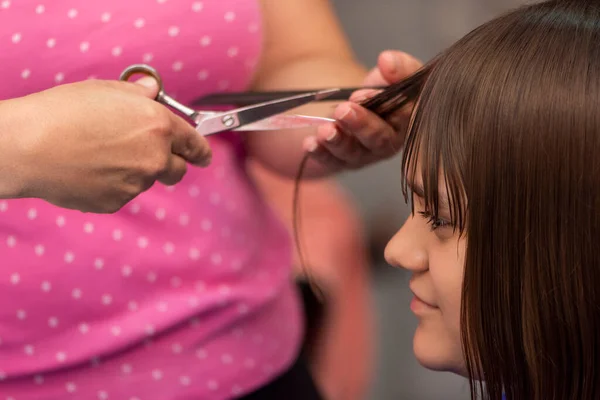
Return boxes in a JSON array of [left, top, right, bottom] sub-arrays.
[[412, 323, 466, 375]]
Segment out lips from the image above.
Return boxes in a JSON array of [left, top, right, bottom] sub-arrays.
[[409, 283, 437, 308]]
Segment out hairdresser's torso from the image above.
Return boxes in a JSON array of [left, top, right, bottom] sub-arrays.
[[0, 1, 302, 399]]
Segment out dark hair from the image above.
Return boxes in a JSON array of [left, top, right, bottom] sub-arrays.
[[360, 1, 600, 399]]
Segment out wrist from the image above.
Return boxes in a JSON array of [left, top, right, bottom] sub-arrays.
[[0, 98, 37, 199]]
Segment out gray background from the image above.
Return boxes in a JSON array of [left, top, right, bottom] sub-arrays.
[[329, 1, 526, 399]]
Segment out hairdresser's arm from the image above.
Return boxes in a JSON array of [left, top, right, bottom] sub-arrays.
[[246, 0, 421, 178]]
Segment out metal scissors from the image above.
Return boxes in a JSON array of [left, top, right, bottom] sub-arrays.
[[119, 64, 337, 136]]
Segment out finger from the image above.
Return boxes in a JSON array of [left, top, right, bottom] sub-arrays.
[[157, 154, 188, 185], [169, 114, 213, 167], [333, 102, 401, 156], [375, 50, 423, 85], [314, 122, 368, 166], [349, 89, 382, 103], [102, 76, 161, 99], [303, 136, 346, 170], [362, 66, 386, 87]]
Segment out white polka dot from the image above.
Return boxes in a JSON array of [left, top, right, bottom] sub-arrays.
[[157, 0, 167, 3], [112, 46, 122, 57], [34, 374, 44, 384], [130, 397, 140, 400], [163, 242, 175, 255], [84, 222, 94, 233], [200, 36, 211, 47], [196, 348, 207, 359], [35, 4, 45, 14], [224, 11, 235, 22], [21, 69, 31, 79], [121, 265, 132, 277], [121, 363, 133, 374], [156, 302, 168, 312], [6, 236, 16, 248], [191, 1, 203, 11], [138, 237, 149, 248], [111, 326, 121, 336], [209, 192, 221, 204], [47, 38, 56, 48], [66, 382, 77, 393], [188, 185, 200, 197], [72, 288, 82, 299], [232, 328, 244, 338], [170, 276, 182, 288], [179, 213, 190, 226], [101, 294, 112, 305], [79, 323, 89, 334], [188, 297, 199, 307], [97, 391, 108, 400], [24, 344, 34, 355], [237, 304, 249, 315], [80, 41, 90, 52], [211, 253, 222, 265], [154, 208, 166, 220], [143, 53, 154, 63], [0, 201, 7, 212], [244, 358, 256, 369], [168, 26, 180, 37], [10, 273, 20, 284], [172, 343, 183, 354], [231, 385, 243, 396], [48, 317, 59, 328], [172, 61, 183, 71], [67, 8, 77, 18], [128, 301, 138, 311], [134, 18, 145, 28], [41, 281, 51, 292], [56, 351, 67, 362], [231, 258, 242, 271], [1, 0, 10, 9], [249, 22, 259, 33], [64, 251, 75, 263], [27, 208, 37, 219], [146, 272, 157, 283], [100, 12, 111, 22], [227, 47, 239, 58], [194, 281, 206, 292], [112, 229, 123, 241], [180, 375, 191, 386], [221, 354, 233, 364], [34, 244, 45, 256], [189, 248, 201, 260], [56, 216, 65, 227], [218, 80, 230, 91], [197, 69, 209, 80], [94, 258, 104, 270], [145, 325, 155, 336], [11, 32, 21, 44], [54, 72, 65, 83], [207, 380, 219, 390]]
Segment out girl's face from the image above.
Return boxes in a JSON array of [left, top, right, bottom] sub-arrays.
[[384, 173, 467, 375]]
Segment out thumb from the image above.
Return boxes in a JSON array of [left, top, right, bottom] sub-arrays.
[[118, 76, 160, 99]]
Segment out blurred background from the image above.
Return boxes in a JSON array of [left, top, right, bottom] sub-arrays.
[[328, 1, 527, 399]]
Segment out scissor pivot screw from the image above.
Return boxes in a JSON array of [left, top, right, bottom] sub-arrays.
[[222, 115, 235, 127]]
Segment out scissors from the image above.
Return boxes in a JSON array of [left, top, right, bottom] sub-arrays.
[[119, 64, 337, 136]]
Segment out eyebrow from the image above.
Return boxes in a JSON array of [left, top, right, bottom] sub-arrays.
[[407, 180, 450, 210]]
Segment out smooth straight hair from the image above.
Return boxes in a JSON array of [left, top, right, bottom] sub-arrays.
[[361, 1, 600, 399]]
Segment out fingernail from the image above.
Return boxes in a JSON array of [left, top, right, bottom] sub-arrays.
[[326, 127, 338, 142], [334, 103, 356, 123], [135, 76, 158, 88], [382, 51, 399, 73], [305, 137, 318, 152], [199, 153, 212, 167]]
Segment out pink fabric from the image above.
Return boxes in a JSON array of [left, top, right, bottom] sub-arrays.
[[0, 1, 303, 399]]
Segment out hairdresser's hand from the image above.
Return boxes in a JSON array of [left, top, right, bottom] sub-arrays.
[[305, 50, 422, 169], [0, 78, 212, 213]]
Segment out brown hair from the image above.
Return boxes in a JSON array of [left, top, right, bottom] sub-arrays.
[[360, 0, 600, 399]]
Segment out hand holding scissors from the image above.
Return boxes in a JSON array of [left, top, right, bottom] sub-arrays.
[[119, 64, 338, 136]]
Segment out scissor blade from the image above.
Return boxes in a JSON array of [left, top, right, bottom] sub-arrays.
[[196, 88, 340, 136], [232, 114, 335, 131]]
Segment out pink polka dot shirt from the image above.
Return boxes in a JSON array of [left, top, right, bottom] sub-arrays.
[[0, 1, 303, 399]]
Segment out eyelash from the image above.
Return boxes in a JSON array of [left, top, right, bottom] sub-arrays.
[[418, 211, 452, 231]]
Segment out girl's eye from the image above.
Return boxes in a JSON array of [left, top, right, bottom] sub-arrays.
[[418, 211, 452, 231]]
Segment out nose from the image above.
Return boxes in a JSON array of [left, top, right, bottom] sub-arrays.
[[384, 214, 428, 272]]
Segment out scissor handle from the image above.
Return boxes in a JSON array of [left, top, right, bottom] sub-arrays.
[[119, 64, 199, 121]]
